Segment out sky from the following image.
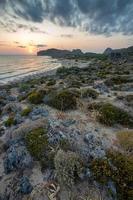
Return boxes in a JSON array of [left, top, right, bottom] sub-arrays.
[[0, 0, 133, 55]]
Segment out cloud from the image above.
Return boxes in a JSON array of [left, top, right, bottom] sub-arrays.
[[1, 0, 133, 35], [60, 34, 73, 38], [18, 45, 26, 48], [35, 44, 47, 48]]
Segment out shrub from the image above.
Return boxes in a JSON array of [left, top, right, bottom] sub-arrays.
[[56, 66, 69, 75], [19, 83, 31, 92], [90, 151, 133, 200], [25, 128, 48, 160], [4, 117, 16, 127], [46, 79, 56, 86], [21, 107, 32, 116], [54, 150, 83, 187], [96, 103, 133, 127], [46, 89, 77, 111], [117, 130, 133, 154], [25, 127, 54, 169], [105, 76, 130, 86], [81, 88, 99, 99], [28, 91, 44, 104]]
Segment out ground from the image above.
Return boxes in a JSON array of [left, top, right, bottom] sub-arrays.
[[0, 58, 133, 200]]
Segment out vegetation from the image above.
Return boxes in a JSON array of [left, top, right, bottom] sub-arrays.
[[25, 128, 48, 159], [117, 130, 133, 154], [81, 88, 99, 99], [54, 150, 83, 187], [19, 83, 31, 92], [4, 117, 16, 127], [91, 151, 133, 200], [25, 127, 54, 169], [21, 107, 32, 116], [46, 79, 56, 86], [105, 76, 131, 86], [96, 103, 133, 127], [28, 91, 44, 104], [46, 89, 77, 111]]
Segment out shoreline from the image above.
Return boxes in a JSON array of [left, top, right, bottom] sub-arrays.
[[0, 58, 92, 87]]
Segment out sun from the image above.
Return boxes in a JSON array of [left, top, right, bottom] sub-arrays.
[[28, 46, 34, 54]]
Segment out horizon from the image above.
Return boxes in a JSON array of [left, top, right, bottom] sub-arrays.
[[0, 1, 133, 55]]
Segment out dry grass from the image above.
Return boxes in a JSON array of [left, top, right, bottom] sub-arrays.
[[117, 130, 133, 155]]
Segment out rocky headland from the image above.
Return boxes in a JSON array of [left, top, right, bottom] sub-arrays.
[[0, 53, 133, 200]]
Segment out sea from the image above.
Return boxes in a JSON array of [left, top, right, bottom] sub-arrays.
[[0, 55, 62, 84]]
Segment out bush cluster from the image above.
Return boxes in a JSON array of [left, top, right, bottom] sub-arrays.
[[28, 91, 44, 104], [25, 127, 54, 169], [46, 89, 77, 111], [81, 88, 99, 99], [90, 151, 133, 200], [95, 103, 133, 127]]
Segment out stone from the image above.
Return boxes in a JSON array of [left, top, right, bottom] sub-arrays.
[[30, 107, 49, 118], [19, 176, 33, 194], [61, 119, 76, 127]]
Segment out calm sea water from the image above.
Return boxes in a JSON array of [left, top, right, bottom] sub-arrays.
[[0, 55, 62, 84]]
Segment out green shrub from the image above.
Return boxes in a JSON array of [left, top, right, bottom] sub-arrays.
[[46, 89, 77, 111], [81, 88, 99, 99], [96, 103, 133, 127], [25, 128, 54, 169], [28, 91, 44, 104], [4, 117, 16, 127], [25, 128, 48, 159], [21, 107, 32, 116], [90, 151, 133, 200], [56, 66, 69, 75], [54, 150, 83, 187]]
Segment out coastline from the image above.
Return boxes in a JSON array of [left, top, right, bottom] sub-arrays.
[[0, 58, 92, 87]]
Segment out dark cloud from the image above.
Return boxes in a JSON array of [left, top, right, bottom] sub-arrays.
[[35, 44, 47, 48], [18, 46, 26, 48], [60, 34, 73, 38], [1, 0, 133, 35]]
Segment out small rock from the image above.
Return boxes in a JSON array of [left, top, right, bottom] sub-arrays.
[[62, 119, 76, 127]]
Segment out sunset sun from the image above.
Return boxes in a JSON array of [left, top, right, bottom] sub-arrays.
[[28, 46, 34, 54]]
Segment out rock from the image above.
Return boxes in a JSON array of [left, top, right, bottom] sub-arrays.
[[61, 119, 76, 127], [19, 176, 33, 194], [30, 107, 49, 119], [7, 96, 17, 101], [4, 140, 33, 174]]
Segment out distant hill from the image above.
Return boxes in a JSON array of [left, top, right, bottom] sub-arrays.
[[37, 48, 107, 60], [104, 46, 133, 61], [37, 48, 83, 58]]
